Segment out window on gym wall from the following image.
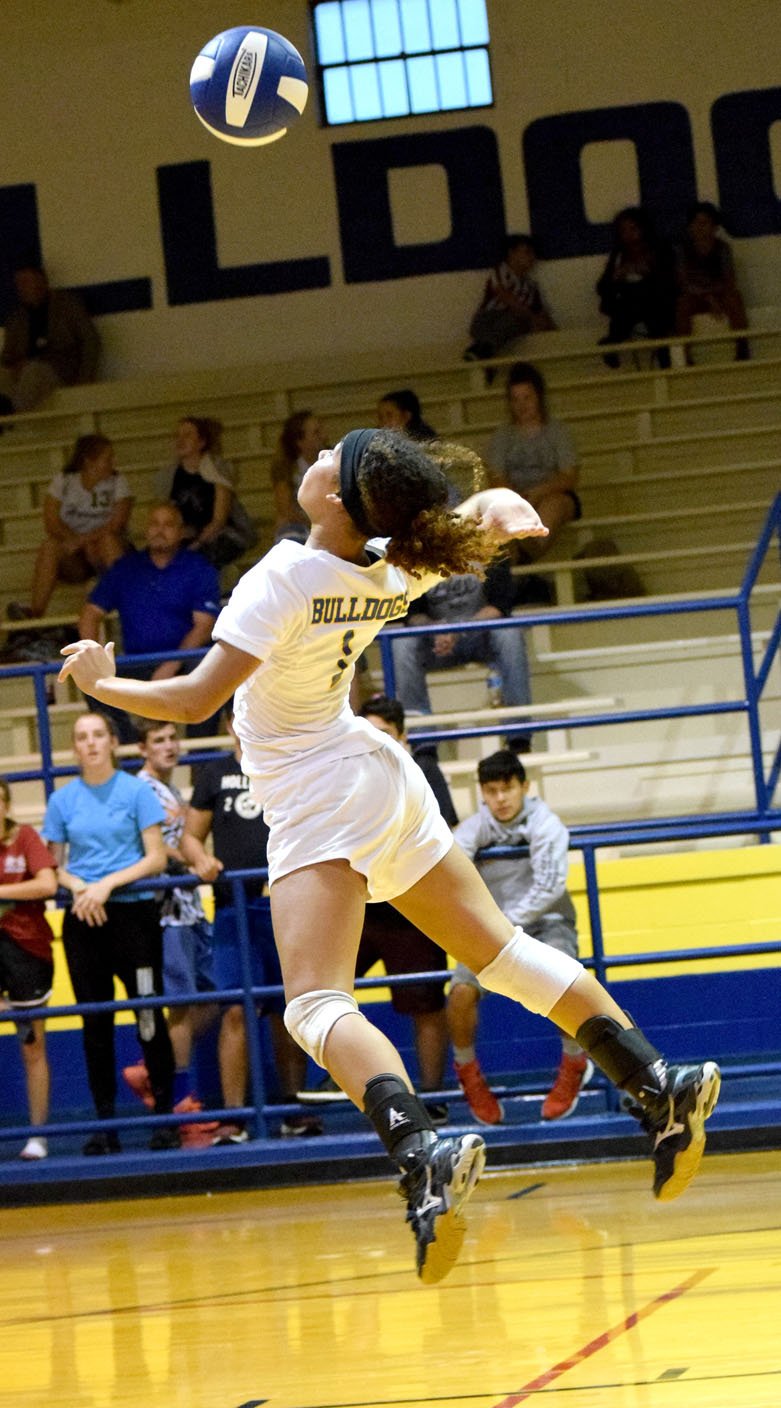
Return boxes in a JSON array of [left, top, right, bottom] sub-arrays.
[[312, 0, 493, 125]]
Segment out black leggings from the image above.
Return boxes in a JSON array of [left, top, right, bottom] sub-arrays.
[[63, 901, 174, 1119]]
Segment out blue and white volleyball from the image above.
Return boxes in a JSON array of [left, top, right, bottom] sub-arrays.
[[189, 26, 308, 146]]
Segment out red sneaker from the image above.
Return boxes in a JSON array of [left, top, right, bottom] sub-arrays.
[[454, 1058, 504, 1125], [175, 1094, 220, 1148], [541, 1053, 594, 1120], [122, 1062, 154, 1109]]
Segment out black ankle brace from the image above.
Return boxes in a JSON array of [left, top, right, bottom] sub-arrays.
[[576, 1015, 668, 1100], [363, 1073, 435, 1164]]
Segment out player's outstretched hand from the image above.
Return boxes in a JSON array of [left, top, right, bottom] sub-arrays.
[[59, 639, 117, 694], [479, 489, 548, 543]]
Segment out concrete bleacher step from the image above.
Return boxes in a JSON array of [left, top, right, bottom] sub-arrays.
[[533, 593, 780, 656], [512, 538, 770, 604], [2, 322, 779, 453], [645, 389, 781, 438], [531, 634, 779, 827], [579, 422, 781, 481], [1, 315, 775, 424], [563, 500, 771, 557], [579, 462, 779, 520], [565, 356, 781, 411], [407, 602, 780, 830], [459, 390, 781, 459]]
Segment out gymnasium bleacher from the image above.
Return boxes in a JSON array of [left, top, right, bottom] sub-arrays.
[[0, 317, 778, 1198], [1, 317, 778, 827]]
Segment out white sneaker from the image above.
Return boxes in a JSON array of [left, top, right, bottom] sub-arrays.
[[20, 1137, 48, 1160]]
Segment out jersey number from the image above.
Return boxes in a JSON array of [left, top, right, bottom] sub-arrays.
[[329, 630, 355, 688]]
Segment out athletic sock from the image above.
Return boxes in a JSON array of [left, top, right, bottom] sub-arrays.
[[363, 1073, 436, 1166], [452, 1045, 477, 1066]]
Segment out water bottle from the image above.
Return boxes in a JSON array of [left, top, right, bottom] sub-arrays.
[[486, 669, 502, 708]]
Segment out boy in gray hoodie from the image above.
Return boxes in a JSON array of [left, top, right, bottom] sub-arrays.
[[448, 750, 592, 1123]]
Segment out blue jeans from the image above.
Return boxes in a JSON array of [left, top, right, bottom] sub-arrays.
[[391, 620, 530, 715]]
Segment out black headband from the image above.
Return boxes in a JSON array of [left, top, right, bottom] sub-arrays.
[[339, 428, 379, 537]]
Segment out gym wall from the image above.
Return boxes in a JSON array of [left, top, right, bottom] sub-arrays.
[[0, 0, 779, 379]]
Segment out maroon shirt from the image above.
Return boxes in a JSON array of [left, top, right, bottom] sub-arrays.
[[0, 825, 56, 961]]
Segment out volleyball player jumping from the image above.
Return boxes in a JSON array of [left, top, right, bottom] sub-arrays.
[[60, 428, 720, 1284]]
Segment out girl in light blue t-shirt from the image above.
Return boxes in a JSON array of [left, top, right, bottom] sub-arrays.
[[43, 711, 177, 1156]]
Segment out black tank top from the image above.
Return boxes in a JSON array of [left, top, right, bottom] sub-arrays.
[[170, 463, 215, 534]]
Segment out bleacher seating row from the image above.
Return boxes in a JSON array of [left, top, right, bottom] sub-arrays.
[[0, 320, 778, 836]]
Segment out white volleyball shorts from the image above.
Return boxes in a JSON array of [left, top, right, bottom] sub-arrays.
[[253, 738, 453, 902]]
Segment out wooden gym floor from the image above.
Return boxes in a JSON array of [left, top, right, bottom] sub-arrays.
[[1, 1148, 779, 1408]]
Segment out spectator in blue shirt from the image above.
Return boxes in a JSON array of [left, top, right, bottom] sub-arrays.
[[43, 711, 176, 1154], [77, 502, 221, 739]]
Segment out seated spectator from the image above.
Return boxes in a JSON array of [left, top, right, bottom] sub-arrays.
[[42, 711, 177, 1154], [77, 502, 220, 740], [675, 201, 749, 361], [487, 361, 581, 565], [183, 711, 322, 1141], [390, 555, 531, 751], [0, 260, 100, 415], [596, 207, 676, 367], [7, 433, 132, 622], [122, 722, 219, 1147], [447, 751, 591, 1124], [377, 389, 437, 441], [464, 234, 556, 365], [155, 416, 257, 569], [269, 409, 326, 544], [0, 776, 58, 1160]]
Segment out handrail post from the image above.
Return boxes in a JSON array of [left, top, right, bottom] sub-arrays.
[[582, 843, 619, 1111], [33, 666, 56, 799], [736, 591, 770, 821], [378, 630, 397, 697], [232, 876, 267, 1137], [582, 844, 608, 990]]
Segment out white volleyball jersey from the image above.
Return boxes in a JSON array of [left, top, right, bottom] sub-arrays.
[[213, 539, 442, 789]]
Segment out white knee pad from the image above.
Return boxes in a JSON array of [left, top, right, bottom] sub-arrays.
[[476, 927, 583, 1017], [284, 989, 362, 1067]]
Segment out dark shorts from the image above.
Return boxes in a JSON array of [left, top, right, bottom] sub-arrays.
[[0, 932, 53, 1009], [162, 920, 215, 998], [357, 903, 447, 1015], [212, 900, 284, 1015]]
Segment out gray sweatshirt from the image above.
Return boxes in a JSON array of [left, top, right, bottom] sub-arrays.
[[454, 795, 576, 930]]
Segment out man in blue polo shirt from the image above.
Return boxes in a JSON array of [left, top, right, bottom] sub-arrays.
[[77, 502, 220, 736]]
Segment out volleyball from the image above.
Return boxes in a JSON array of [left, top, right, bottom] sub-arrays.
[[189, 25, 308, 147]]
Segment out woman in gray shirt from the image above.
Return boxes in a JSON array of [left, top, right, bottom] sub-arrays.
[[487, 361, 581, 563]]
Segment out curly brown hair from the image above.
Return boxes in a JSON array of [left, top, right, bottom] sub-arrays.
[[356, 430, 495, 578]]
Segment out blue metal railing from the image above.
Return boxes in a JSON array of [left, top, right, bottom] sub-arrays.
[[0, 499, 778, 1150], [1, 811, 779, 1146], [2, 497, 778, 811], [377, 492, 781, 816]]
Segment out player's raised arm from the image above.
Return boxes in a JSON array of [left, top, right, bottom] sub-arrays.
[[58, 638, 259, 724]]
